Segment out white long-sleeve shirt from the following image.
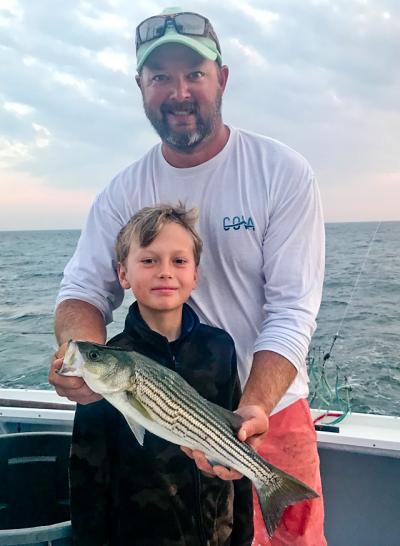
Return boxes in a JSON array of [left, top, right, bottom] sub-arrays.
[[57, 127, 325, 414]]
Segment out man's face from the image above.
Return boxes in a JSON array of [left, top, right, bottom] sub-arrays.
[[137, 44, 228, 153]]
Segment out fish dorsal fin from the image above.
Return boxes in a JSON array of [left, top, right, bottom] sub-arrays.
[[208, 401, 244, 433]]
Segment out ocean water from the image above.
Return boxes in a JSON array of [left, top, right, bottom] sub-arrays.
[[0, 222, 399, 416]]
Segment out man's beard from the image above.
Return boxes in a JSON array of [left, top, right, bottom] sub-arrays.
[[143, 92, 223, 153]]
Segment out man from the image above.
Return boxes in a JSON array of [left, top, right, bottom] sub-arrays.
[[49, 7, 326, 545]]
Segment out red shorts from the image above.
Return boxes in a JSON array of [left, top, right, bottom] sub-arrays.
[[252, 399, 327, 546]]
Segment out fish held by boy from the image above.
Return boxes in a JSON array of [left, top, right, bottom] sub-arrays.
[[60, 339, 318, 537]]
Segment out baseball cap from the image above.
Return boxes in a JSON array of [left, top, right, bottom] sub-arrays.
[[136, 7, 222, 71]]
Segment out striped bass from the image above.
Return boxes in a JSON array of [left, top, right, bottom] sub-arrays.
[[60, 340, 318, 537]]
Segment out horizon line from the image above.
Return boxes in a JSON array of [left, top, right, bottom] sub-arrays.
[[1, 219, 399, 233]]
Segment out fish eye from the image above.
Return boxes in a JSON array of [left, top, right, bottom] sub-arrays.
[[88, 350, 101, 361]]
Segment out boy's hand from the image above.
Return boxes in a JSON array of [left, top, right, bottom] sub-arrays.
[[180, 447, 244, 480], [48, 342, 102, 405], [180, 404, 269, 480]]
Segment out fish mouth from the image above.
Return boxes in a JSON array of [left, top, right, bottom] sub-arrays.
[[58, 340, 83, 377]]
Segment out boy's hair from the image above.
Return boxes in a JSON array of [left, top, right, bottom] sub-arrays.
[[116, 203, 203, 266]]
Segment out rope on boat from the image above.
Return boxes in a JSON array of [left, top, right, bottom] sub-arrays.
[[309, 222, 382, 426]]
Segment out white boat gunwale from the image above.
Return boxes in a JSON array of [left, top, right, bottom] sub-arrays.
[[1, 388, 399, 452]]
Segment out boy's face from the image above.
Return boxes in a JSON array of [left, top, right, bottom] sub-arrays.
[[118, 222, 198, 316]]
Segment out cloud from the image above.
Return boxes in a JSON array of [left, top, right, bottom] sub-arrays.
[[321, 170, 400, 222], [0, 136, 32, 168], [53, 70, 92, 96], [0, 0, 23, 26], [0, 0, 399, 227], [3, 100, 33, 116], [76, 3, 130, 35], [32, 123, 51, 148], [229, 0, 280, 30], [96, 48, 130, 74], [228, 38, 268, 68], [0, 170, 96, 230]]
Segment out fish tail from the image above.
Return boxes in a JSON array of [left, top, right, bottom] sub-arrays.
[[254, 465, 318, 537]]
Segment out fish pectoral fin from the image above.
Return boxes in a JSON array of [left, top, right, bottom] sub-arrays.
[[207, 401, 245, 433], [124, 392, 155, 446], [123, 414, 146, 446], [126, 392, 152, 418], [104, 391, 148, 446]]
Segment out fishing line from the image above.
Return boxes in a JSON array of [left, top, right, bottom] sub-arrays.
[[323, 221, 381, 362], [310, 221, 382, 422]]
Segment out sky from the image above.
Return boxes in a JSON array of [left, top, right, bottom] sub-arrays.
[[0, 0, 399, 230]]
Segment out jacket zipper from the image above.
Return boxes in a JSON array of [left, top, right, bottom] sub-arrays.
[[172, 347, 207, 545]]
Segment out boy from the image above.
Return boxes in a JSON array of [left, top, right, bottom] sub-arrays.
[[69, 204, 253, 546]]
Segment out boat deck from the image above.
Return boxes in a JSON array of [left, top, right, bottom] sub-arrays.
[[1, 389, 399, 545]]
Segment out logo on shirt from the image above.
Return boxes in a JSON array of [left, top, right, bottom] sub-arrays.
[[223, 215, 255, 231]]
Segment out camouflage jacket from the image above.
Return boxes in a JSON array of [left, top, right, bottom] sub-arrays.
[[70, 302, 254, 546]]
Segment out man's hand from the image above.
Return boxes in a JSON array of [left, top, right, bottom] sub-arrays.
[[234, 404, 270, 448], [48, 341, 102, 405], [50, 300, 107, 404], [179, 351, 297, 480], [180, 404, 269, 480]]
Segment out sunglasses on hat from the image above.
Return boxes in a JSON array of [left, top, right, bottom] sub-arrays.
[[135, 12, 221, 53]]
